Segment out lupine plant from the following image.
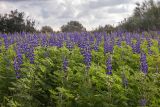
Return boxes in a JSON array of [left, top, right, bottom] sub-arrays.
[[0, 31, 160, 107]]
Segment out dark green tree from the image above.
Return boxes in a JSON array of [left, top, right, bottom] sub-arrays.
[[92, 25, 114, 33], [41, 26, 54, 33], [0, 9, 36, 33], [119, 0, 160, 32], [61, 21, 86, 32]]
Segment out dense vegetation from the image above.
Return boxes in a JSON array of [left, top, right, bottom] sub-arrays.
[[0, 31, 160, 107], [119, 0, 160, 32], [0, 0, 160, 107], [0, 9, 36, 33]]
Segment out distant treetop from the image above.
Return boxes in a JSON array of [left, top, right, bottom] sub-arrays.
[[61, 21, 86, 32]]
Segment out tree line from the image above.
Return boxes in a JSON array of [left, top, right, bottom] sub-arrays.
[[0, 9, 36, 33], [118, 0, 160, 32], [0, 0, 159, 33]]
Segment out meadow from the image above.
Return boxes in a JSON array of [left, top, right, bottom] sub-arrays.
[[0, 31, 160, 107]]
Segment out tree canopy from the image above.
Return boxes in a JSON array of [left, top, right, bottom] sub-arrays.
[[0, 9, 36, 33], [61, 21, 86, 32], [41, 26, 54, 33], [92, 25, 115, 33], [118, 0, 160, 32]]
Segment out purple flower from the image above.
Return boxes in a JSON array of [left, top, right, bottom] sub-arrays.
[[56, 40, 63, 48], [48, 37, 55, 46], [84, 51, 92, 69], [125, 34, 131, 46], [3, 34, 9, 50], [25, 46, 35, 64], [116, 38, 121, 47], [139, 98, 147, 106], [41, 35, 48, 47], [14, 50, 23, 79], [14, 53, 23, 70], [93, 43, 99, 51], [132, 40, 141, 54], [147, 38, 152, 55], [106, 56, 112, 75], [66, 41, 74, 50], [107, 71, 112, 75], [15, 71, 20, 79], [104, 40, 113, 54], [140, 52, 148, 74]]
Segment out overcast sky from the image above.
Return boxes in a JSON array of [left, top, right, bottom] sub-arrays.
[[0, 0, 159, 31]]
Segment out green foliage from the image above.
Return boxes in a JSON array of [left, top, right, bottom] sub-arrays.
[[61, 21, 86, 32], [41, 26, 54, 33], [118, 0, 160, 31], [0, 9, 36, 33], [92, 25, 115, 33], [1, 33, 160, 107]]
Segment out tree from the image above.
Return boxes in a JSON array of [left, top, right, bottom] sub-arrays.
[[119, 0, 160, 32], [41, 26, 54, 33], [61, 21, 86, 32], [0, 9, 36, 33], [92, 25, 114, 33]]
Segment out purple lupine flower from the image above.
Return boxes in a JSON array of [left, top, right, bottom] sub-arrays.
[[15, 71, 20, 79], [56, 40, 63, 48], [116, 38, 121, 47], [48, 37, 54, 46], [131, 39, 141, 54], [125, 33, 132, 46], [30, 34, 39, 47], [93, 42, 99, 51], [139, 98, 147, 107], [66, 41, 74, 50], [25, 46, 35, 64], [106, 56, 112, 75], [29, 55, 35, 64], [135, 40, 141, 54], [3, 34, 9, 50], [41, 35, 48, 47], [29, 47, 35, 64], [104, 41, 112, 54], [140, 52, 148, 74], [89, 35, 94, 45], [147, 38, 152, 55], [14, 50, 23, 79], [10, 36, 15, 44], [93, 34, 102, 51], [83, 50, 92, 69], [80, 41, 92, 69]]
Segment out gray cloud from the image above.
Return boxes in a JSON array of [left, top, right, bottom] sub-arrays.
[[107, 5, 128, 13], [0, 0, 148, 30], [88, 0, 131, 9]]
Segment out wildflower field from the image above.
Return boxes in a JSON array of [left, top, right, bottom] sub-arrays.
[[0, 32, 160, 107]]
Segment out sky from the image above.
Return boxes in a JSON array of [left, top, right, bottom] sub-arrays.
[[0, 0, 159, 31]]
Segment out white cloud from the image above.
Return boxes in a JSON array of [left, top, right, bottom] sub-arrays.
[[0, 0, 159, 31]]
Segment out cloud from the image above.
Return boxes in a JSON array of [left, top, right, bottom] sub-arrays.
[[0, 0, 151, 31], [88, 0, 131, 9]]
